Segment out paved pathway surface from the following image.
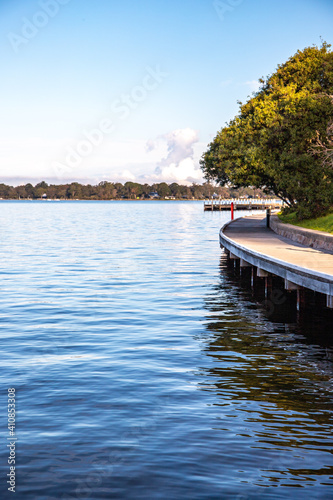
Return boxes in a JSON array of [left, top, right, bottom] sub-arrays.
[[224, 214, 333, 277]]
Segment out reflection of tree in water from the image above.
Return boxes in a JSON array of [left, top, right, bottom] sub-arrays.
[[199, 255, 333, 488]]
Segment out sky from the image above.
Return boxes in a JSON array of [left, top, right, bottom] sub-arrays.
[[0, 0, 332, 186]]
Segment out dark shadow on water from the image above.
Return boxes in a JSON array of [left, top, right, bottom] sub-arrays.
[[198, 254, 333, 495], [217, 254, 333, 346]]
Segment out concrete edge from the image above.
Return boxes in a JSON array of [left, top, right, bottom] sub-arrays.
[[220, 231, 333, 296], [219, 228, 333, 284], [219, 218, 333, 297], [270, 215, 333, 252]]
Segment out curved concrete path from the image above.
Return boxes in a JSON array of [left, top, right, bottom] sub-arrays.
[[219, 214, 333, 305]]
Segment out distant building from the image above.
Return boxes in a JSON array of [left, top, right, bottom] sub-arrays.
[[148, 192, 159, 199]]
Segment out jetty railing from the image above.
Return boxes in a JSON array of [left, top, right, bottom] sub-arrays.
[[204, 198, 283, 211]]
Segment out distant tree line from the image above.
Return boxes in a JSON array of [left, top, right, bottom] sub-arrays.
[[0, 181, 267, 201]]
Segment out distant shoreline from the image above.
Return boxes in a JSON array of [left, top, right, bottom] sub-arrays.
[[0, 198, 205, 201], [0, 181, 266, 202]]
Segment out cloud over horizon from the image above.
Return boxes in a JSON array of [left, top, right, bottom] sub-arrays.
[[146, 128, 204, 185], [0, 129, 206, 186]]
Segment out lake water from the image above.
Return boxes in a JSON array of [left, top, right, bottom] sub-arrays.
[[0, 201, 332, 500]]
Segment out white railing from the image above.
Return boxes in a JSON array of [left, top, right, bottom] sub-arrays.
[[204, 198, 283, 206]]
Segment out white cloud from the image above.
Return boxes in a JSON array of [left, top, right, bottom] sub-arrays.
[[146, 128, 204, 185], [157, 157, 203, 183], [118, 169, 136, 182], [0, 137, 158, 184], [0, 130, 206, 185]]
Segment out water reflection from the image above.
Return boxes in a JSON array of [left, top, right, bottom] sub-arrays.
[[201, 254, 333, 492]]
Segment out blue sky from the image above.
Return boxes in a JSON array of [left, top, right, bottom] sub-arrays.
[[0, 0, 332, 185]]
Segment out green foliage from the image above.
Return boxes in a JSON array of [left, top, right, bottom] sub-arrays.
[[278, 211, 333, 234], [200, 42, 333, 219]]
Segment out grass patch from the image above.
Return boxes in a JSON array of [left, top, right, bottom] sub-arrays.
[[278, 212, 333, 234]]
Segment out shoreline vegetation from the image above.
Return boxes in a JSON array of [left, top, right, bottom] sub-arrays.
[[200, 43, 333, 221], [0, 181, 267, 201], [278, 212, 333, 235]]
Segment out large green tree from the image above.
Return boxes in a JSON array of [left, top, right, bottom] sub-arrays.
[[200, 43, 333, 218]]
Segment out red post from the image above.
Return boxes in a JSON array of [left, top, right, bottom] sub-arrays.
[[231, 202, 234, 220]]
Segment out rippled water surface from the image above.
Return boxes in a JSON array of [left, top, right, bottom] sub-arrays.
[[0, 201, 333, 500]]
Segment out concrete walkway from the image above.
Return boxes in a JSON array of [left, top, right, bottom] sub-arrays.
[[224, 214, 333, 276], [220, 214, 333, 304]]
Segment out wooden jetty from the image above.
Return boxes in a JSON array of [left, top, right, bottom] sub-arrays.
[[204, 198, 283, 211], [219, 214, 333, 310]]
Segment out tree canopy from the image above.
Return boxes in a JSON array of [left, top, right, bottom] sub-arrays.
[[0, 180, 266, 201], [200, 43, 333, 218]]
